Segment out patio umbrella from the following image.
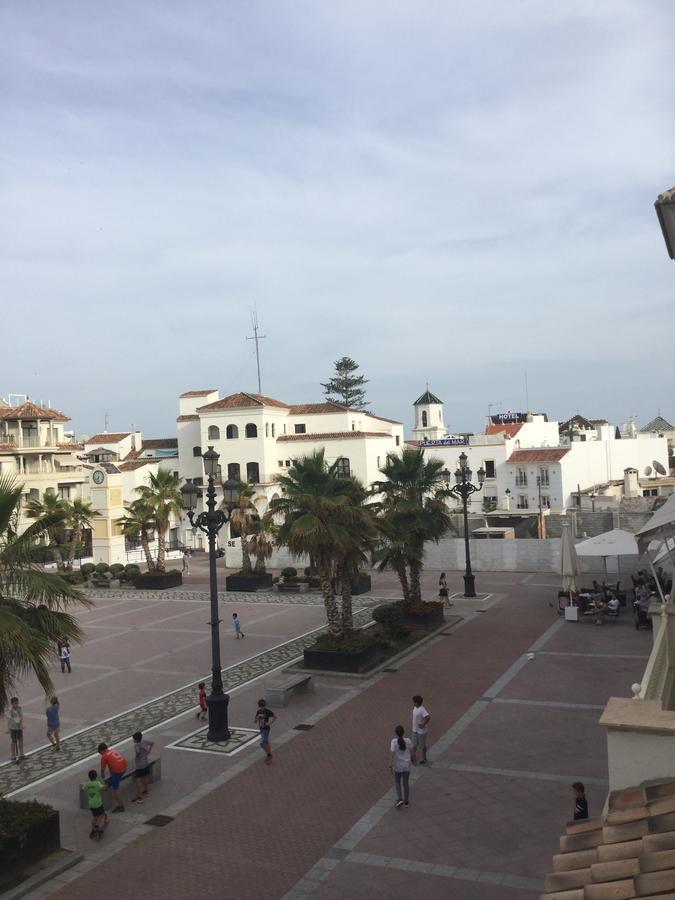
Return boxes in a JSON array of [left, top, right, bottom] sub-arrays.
[[558, 521, 580, 592], [573, 528, 639, 577]]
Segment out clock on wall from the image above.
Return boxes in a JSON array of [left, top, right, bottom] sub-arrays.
[[92, 470, 105, 485]]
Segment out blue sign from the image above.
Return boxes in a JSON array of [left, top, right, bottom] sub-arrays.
[[420, 437, 468, 447]]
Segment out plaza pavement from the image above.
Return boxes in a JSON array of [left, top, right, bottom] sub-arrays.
[[4, 564, 652, 900]]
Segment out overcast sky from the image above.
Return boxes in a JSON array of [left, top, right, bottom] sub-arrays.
[[2, 1, 674, 439]]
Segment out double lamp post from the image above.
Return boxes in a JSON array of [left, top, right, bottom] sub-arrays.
[[180, 446, 239, 743], [443, 453, 485, 599]]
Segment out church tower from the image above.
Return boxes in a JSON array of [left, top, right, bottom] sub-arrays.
[[412, 389, 446, 442]]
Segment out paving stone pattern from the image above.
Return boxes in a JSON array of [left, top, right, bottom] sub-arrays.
[[86, 588, 386, 607], [0, 605, 373, 796], [168, 727, 260, 756]]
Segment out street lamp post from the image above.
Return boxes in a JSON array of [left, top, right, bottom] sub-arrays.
[[443, 453, 486, 598], [180, 447, 239, 742]]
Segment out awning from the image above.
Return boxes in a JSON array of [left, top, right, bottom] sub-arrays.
[[574, 528, 639, 558], [635, 494, 675, 555]]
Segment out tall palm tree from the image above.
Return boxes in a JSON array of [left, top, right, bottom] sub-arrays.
[[371, 446, 451, 605], [229, 482, 257, 575], [118, 499, 156, 571], [247, 511, 275, 575], [63, 498, 99, 571], [135, 470, 182, 572], [271, 450, 375, 639], [25, 490, 68, 570], [0, 475, 92, 713]]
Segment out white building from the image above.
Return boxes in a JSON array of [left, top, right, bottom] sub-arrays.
[[176, 390, 405, 546]]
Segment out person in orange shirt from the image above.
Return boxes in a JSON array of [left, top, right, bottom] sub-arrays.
[[98, 742, 128, 812]]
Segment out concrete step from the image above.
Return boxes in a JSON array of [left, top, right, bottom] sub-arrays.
[[539, 890, 585, 900], [589, 858, 640, 883], [642, 830, 675, 853], [596, 839, 643, 863], [602, 820, 650, 845], [648, 812, 675, 834], [545, 868, 592, 892], [608, 787, 646, 812], [635, 868, 675, 895], [560, 829, 605, 853], [649, 795, 675, 818], [605, 805, 649, 827], [639, 848, 675, 873], [583, 879, 636, 899], [554, 849, 599, 872], [567, 818, 604, 836], [645, 781, 675, 803]]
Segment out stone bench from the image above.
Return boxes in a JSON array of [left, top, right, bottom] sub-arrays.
[[264, 674, 313, 708], [78, 757, 161, 810]]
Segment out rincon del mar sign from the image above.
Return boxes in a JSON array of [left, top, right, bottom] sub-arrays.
[[420, 437, 468, 447]]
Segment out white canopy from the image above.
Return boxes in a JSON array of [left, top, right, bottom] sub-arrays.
[[574, 528, 639, 558], [558, 521, 580, 592], [635, 494, 675, 556]]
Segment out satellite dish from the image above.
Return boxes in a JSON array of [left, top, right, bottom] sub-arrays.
[[653, 461, 667, 476], [644, 466, 653, 476]]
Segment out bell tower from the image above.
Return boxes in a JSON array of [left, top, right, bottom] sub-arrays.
[[412, 388, 446, 441]]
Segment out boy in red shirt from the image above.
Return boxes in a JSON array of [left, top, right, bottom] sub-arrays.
[[98, 742, 128, 812], [196, 682, 207, 721]]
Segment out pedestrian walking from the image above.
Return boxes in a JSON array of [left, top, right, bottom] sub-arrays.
[[81, 769, 108, 839], [196, 681, 207, 721], [6, 697, 25, 763], [46, 696, 60, 751], [438, 572, 451, 606], [182, 549, 190, 575], [412, 695, 431, 764], [233, 612, 245, 639], [572, 782, 588, 821], [389, 724, 415, 808], [98, 742, 128, 812], [254, 698, 276, 763], [59, 639, 72, 673], [132, 731, 154, 803]]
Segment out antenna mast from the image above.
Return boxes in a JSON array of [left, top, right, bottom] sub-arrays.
[[246, 308, 266, 395]]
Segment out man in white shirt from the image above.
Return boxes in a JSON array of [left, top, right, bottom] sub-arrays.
[[411, 695, 431, 764]]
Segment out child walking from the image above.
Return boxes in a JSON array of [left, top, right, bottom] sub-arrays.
[[82, 769, 108, 839], [254, 699, 276, 763], [7, 697, 25, 763], [196, 682, 208, 721], [132, 731, 154, 803], [389, 724, 416, 808], [46, 696, 60, 751], [233, 613, 245, 639]]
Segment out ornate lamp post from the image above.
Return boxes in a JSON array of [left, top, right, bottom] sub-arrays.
[[443, 453, 485, 598], [180, 446, 239, 742]]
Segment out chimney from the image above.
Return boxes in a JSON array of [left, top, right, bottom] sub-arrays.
[[624, 467, 639, 499]]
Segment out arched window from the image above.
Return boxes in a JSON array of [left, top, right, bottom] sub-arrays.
[[245, 423, 257, 438], [422, 411, 428, 427], [227, 462, 240, 481], [271, 423, 275, 437], [265, 423, 269, 438], [335, 458, 350, 478], [246, 461, 260, 483], [439, 410, 442, 422], [192, 446, 202, 457], [208, 425, 220, 440], [226, 425, 239, 440]]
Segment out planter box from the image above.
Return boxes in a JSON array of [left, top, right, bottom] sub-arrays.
[[350, 574, 372, 595], [278, 582, 309, 593], [225, 573, 274, 592], [399, 603, 444, 631], [134, 571, 183, 590], [1, 809, 60, 886], [303, 642, 380, 673]]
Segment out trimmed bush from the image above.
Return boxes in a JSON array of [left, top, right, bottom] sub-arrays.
[[372, 603, 409, 639], [281, 566, 298, 579], [0, 799, 57, 844], [80, 563, 95, 577], [110, 564, 125, 578], [304, 566, 318, 577], [94, 563, 110, 575], [124, 564, 141, 578]]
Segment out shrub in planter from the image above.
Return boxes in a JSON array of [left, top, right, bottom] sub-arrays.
[[0, 799, 60, 879], [396, 600, 444, 631], [134, 569, 183, 590], [125, 564, 141, 579], [372, 603, 409, 639], [225, 572, 274, 591], [61, 571, 84, 585], [80, 563, 96, 578], [94, 563, 110, 575], [281, 566, 298, 579], [110, 564, 125, 579], [304, 632, 381, 673], [304, 566, 319, 577]]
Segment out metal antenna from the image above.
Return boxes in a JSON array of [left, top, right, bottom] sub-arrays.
[[524, 370, 529, 410], [246, 308, 266, 395], [104, 412, 110, 432]]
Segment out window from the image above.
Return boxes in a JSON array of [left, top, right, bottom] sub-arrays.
[[541, 495, 551, 508], [193, 477, 203, 486], [265, 423, 269, 438], [207, 425, 220, 440], [484, 460, 496, 479], [517, 495, 529, 509], [278, 460, 284, 467], [515, 468, 527, 486], [271, 423, 275, 437], [245, 423, 257, 438], [538, 467, 550, 486], [395, 435, 400, 446], [192, 445, 202, 457], [439, 410, 442, 422], [285, 460, 291, 467], [294, 424, 306, 434], [422, 411, 428, 427], [226, 425, 239, 440], [643, 488, 658, 497], [246, 462, 260, 482], [335, 458, 350, 478], [377, 456, 381, 468], [58, 485, 71, 500], [283, 424, 287, 434], [215, 464, 222, 481], [227, 463, 240, 481]]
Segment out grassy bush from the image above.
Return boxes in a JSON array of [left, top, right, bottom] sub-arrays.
[[80, 563, 95, 577], [372, 603, 409, 638], [0, 799, 56, 845], [94, 563, 110, 575], [397, 600, 444, 616], [281, 566, 297, 578], [313, 632, 379, 653]]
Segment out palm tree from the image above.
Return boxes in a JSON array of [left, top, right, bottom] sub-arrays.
[[271, 450, 375, 639], [118, 499, 156, 571], [135, 470, 182, 572], [247, 511, 275, 575], [25, 490, 68, 570], [229, 482, 257, 575], [371, 446, 452, 605], [0, 475, 92, 713], [63, 498, 98, 571]]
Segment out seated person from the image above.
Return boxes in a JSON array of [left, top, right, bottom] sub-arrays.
[[607, 596, 620, 614]]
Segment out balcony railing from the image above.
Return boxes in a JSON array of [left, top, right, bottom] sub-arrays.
[[515, 476, 527, 486]]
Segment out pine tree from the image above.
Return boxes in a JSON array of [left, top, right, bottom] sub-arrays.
[[321, 357, 369, 409]]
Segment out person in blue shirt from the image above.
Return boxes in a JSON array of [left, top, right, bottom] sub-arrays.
[[46, 696, 60, 751]]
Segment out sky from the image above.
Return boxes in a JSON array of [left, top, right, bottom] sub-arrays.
[[2, 1, 674, 440]]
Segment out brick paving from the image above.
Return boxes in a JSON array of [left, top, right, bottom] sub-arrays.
[[20, 571, 651, 900]]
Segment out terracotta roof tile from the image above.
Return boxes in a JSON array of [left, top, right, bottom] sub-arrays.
[[141, 438, 178, 449], [508, 448, 569, 463], [0, 442, 15, 451], [288, 402, 349, 415], [198, 392, 289, 411], [0, 401, 69, 422], [486, 423, 522, 437], [179, 389, 218, 398], [118, 455, 178, 471], [176, 415, 199, 422], [85, 433, 131, 444], [277, 431, 392, 442], [57, 442, 84, 450]]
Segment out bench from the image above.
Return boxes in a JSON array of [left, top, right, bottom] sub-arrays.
[[264, 674, 313, 708], [78, 757, 162, 810]]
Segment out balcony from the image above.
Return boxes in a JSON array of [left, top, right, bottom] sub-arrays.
[[515, 476, 528, 487]]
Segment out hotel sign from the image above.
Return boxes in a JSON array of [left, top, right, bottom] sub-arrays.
[[490, 412, 525, 424]]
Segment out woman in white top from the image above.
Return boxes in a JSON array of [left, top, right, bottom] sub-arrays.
[[389, 725, 416, 808]]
